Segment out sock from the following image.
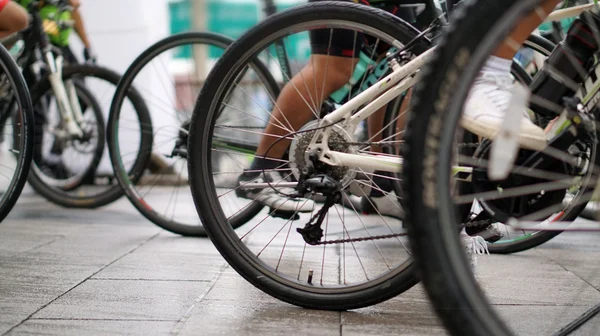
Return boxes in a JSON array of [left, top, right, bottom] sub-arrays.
[[243, 156, 281, 178], [368, 170, 394, 197], [482, 55, 512, 75]]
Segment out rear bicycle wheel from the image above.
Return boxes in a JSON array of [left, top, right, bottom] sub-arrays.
[[0, 44, 34, 222], [189, 1, 430, 310], [26, 79, 105, 199], [108, 32, 279, 237]]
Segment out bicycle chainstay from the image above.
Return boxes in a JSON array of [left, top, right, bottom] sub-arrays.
[[291, 139, 482, 245]]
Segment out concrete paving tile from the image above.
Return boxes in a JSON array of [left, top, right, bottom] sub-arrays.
[[341, 304, 447, 336], [495, 305, 600, 336], [0, 224, 64, 255], [536, 248, 600, 290], [20, 227, 160, 266], [200, 271, 286, 306], [92, 251, 226, 281], [475, 252, 600, 306], [352, 285, 432, 312], [571, 311, 600, 336], [8, 319, 176, 336], [177, 301, 340, 336], [0, 313, 32, 335], [128, 233, 221, 256], [33, 279, 210, 320]]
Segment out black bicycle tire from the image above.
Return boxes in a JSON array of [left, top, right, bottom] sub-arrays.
[[189, 1, 430, 310], [27, 79, 104, 194], [108, 31, 279, 237], [403, 0, 562, 335], [0, 44, 34, 223], [26, 64, 150, 208]]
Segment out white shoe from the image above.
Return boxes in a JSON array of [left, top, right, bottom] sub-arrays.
[[361, 190, 404, 220], [237, 171, 315, 213], [461, 233, 489, 274], [461, 72, 547, 151]]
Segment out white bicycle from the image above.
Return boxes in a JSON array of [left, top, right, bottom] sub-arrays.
[[187, 0, 587, 310]]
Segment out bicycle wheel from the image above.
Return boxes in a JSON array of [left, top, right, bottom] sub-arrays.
[[25, 64, 150, 208], [108, 32, 279, 237], [0, 44, 34, 222], [189, 1, 430, 310], [27, 79, 104, 193], [404, 0, 600, 334]]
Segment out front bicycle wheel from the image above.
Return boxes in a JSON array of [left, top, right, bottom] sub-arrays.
[[404, 0, 600, 335], [189, 1, 430, 310], [25, 64, 150, 208], [108, 32, 280, 237], [0, 44, 34, 222]]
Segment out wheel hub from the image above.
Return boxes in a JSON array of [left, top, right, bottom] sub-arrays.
[[289, 120, 357, 188]]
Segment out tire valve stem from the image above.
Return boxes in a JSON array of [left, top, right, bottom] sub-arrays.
[[307, 269, 313, 284]]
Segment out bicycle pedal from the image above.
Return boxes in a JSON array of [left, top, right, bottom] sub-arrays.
[[269, 208, 300, 221]]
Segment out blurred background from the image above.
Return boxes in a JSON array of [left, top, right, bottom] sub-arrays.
[[71, 0, 308, 174]]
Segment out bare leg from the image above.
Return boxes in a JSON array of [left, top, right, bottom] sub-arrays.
[[0, 2, 28, 49], [494, 0, 562, 59], [254, 55, 357, 160]]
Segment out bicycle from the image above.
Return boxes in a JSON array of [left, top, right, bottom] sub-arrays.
[[403, 0, 600, 334], [184, 0, 571, 309], [2, 0, 150, 208]]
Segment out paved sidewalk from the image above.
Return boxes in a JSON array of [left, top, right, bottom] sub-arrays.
[[1, 190, 600, 335]]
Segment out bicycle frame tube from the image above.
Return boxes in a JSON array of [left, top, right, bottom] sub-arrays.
[[300, 47, 435, 174]]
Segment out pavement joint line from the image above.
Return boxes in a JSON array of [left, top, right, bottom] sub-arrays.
[[170, 262, 230, 336], [28, 318, 176, 322], [537, 247, 600, 294], [17, 236, 65, 255], [88, 278, 213, 282], [1, 232, 162, 336]]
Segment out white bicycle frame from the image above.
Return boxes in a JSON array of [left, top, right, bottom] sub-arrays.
[[304, 4, 592, 175], [43, 50, 85, 139], [237, 3, 591, 190]]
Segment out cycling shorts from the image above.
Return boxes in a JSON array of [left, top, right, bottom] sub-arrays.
[[0, 0, 10, 13], [309, 0, 417, 58]]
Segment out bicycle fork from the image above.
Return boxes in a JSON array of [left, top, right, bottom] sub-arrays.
[[42, 50, 85, 139]]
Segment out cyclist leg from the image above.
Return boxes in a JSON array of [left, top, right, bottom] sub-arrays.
[[238, 0, 360, 212], [462, 0, 562, 150], [0, 1, 28, 42]]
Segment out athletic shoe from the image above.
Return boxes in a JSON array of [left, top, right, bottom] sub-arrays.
[[461, 232, 489, 275], [461, 72, 546, 151], [360, 190, 404, 220]]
